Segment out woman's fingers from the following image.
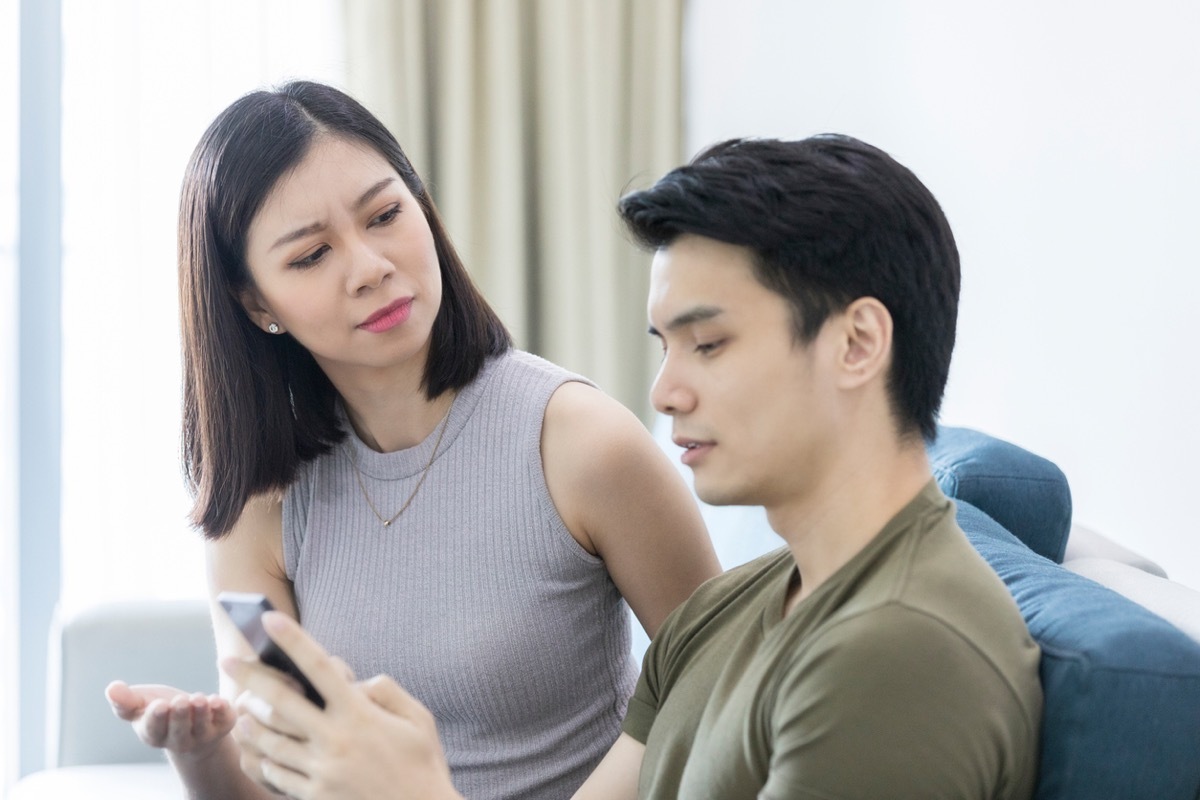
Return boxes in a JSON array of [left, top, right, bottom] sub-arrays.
[[139, 699, 169, 744], [106, 682, 232, 754], [105, 681, 145, 720], [187, 694, 210, 740], [260, 612, 352, 707], [223, 652, 320, 737], [106, 682, 186, 719], [362, 674, 422, 718], [233, 685, 308, 740], [237, 739, 270, 787], [236, 714, 307, 772], [232, 711, 312, 797], [221, 613, 361, 741], [260, 759, 310, 800], [185, 693, 233, 742], [328, 655, 356, 683], [361, 674, 441, 739]]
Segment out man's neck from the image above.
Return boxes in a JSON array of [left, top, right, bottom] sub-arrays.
[[769, 435, 932, 613]]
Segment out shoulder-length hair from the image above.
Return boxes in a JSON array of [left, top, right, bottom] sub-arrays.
[[179, 80, 511, 539]]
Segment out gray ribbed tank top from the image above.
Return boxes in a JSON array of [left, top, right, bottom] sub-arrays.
[[282, 350, 637, 799]]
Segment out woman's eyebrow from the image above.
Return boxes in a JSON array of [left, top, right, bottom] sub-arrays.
[[269, 178, 399, 252], [270, 221, 325, 252], [354, 177, 396, 211]]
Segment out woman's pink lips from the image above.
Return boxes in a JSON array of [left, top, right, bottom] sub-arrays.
[[358, 298, 413, 333]]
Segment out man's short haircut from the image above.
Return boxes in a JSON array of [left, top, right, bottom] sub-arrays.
[[618, 135, 960, 442]]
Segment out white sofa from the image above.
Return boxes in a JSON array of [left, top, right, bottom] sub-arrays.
[[9, 599, 216, 799]]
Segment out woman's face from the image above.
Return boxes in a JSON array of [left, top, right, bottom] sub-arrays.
[[242, 135, 442, 387]]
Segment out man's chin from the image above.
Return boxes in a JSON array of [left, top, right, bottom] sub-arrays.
[[694, 480, 753, 508]]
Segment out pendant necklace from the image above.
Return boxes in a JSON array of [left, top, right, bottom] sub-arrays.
[[347, 395, 454, 528]]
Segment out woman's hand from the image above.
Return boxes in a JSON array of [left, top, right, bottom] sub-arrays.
[[105, 681, 235, 758], [223, 612, 463, 800]]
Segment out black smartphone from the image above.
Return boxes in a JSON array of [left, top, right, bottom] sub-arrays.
[[216, 591, 325, 709]]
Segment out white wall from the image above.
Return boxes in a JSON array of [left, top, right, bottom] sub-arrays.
[[685, 0, 1200, 590]]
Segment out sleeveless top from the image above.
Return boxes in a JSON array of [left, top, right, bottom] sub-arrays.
[[282, 349, 638, 799]]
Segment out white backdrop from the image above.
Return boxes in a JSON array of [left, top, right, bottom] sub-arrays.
[[58, 0, 345, 614], [684, 0, 1200, 590]]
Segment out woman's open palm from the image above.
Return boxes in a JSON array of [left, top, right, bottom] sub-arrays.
[[106, 680, 235, 756]]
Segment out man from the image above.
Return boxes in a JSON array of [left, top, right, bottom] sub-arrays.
[[225, 135, 1042, 799], [574, 135, 1042, 798]]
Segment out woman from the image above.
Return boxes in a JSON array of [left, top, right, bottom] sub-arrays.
[[106, 80, 719, 799]]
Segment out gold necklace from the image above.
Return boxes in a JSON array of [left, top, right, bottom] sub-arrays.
[[347, 396, 454, 528]]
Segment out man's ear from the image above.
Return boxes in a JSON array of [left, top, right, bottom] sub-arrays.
[[238, 287, 282, 335], [836, 297, 892, 389]]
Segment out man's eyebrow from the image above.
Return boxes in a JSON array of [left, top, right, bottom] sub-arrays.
[[269, 178, 398, 252], [647, 305, 724, 337]]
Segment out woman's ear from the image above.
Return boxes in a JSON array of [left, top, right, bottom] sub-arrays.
[[836, 297, 892, 389], [239, 288, 283, 335]]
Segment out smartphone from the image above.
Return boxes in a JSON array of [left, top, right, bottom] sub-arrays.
[[216, 591, 325, 709]]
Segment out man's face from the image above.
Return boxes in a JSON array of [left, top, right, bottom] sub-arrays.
[[648, 235, 843, 512]]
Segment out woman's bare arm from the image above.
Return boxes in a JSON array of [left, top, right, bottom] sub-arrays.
[[542, 381, 720, 639]]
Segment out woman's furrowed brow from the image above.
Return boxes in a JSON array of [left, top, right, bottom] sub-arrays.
[[270, 221, 325, 252], [267, 178, 399, 252]]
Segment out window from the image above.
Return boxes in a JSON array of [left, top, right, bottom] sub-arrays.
[[1, 0, 19, 784], [58, 0, 345, 608]]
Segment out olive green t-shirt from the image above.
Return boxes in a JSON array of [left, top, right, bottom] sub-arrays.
[[624, 481, 1042, 799]]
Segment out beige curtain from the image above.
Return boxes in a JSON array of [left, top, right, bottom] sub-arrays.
[[344, 0, 683, 418]]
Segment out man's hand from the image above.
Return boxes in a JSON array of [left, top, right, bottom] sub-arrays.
[[222, 611, 463, 800]]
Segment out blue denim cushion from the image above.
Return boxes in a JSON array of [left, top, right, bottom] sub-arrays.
[[930, 426, 1072, 562], [956, 500, 1200, 799]]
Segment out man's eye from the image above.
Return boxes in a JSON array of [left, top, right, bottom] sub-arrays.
[[696, 340, 724, 355]]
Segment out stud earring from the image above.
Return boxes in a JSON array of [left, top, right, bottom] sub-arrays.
[[268, 323, 280, 334]]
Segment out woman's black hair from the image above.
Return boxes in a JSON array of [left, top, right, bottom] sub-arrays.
[[179, 81, 511, 538]]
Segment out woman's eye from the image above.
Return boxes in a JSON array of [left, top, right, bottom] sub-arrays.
[[695, 340, 724, 355], [289, 245, 329, 269], [370, 204, 402, 227]]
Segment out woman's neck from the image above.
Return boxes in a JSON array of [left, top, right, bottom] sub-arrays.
[[341, 385, 455, 453], [324, 357, 453, 453]]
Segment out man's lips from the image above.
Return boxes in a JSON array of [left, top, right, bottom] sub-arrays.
[[674, 437, 715, 467], [358, 298, 413, 333]]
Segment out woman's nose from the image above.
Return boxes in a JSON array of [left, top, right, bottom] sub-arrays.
[[347, 239, 394, 295]]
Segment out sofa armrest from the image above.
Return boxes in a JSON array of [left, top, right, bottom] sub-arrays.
[[47, 599, 218, 768], [1063, 523, 1168, 578], [1063, 557, 1200, 645]]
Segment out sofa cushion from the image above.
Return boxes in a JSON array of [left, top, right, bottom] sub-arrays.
[[929, 426, 1072, 562], [9, 764, 185, 800], [956, 500, 1200, 799]]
